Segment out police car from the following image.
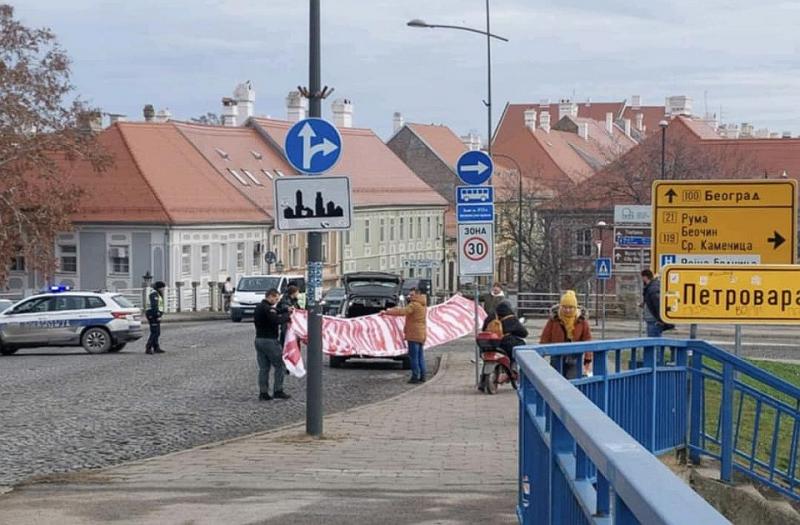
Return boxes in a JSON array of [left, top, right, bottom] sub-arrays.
[[0, 288, 143, 355]]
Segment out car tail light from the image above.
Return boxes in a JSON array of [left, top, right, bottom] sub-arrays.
[[111, 311, 130, 320]]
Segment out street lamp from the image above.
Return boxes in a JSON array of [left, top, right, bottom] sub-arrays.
[[492, 153, 524, 296], [407, 2, 508, 155], [659, 120, 668, 179], [593, 220, 608, 330]]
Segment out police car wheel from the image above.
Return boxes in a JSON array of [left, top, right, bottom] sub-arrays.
[[81, 327, 112, 354], [108, 343, 126, 353]]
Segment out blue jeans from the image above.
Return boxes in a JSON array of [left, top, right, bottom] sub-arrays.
[[408, 341, 426, 379], [646, 321, 663, 337]]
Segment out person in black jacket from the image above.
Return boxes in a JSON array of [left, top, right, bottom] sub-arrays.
[[641, 269, 674, 337], [276, 285, 301, 346], [145, 281, 166, 354], [253, 288, 293, 401], [481, 300, 528, 359]]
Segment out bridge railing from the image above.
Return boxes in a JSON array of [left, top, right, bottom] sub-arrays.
[[516, 345, 728, 524]]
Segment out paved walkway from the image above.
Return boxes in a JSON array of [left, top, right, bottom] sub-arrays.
[[0, 349, 518, 524]]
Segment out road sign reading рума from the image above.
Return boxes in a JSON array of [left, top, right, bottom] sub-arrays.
[[284, 118, 342, 174], [458, 223, 494, 276], [652, 179, 797, 272]]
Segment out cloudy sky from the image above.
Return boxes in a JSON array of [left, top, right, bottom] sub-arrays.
[[17, 0, 800, 139]]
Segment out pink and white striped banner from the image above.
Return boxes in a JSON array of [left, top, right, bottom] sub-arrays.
[[282, 294, 485, 378]]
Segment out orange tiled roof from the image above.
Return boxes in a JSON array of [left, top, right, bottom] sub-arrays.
[[406, 123, 467, 169], [512, 101, 667, 138], [250, 118, 448, 208]]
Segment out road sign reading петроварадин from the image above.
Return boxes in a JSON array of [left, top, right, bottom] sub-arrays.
[[273, 176, 352, 231], [284, 118, 342, 174], [661, 264, 800, 324], [652, 179, 797, 273], [458, 223, 494, 277], [456, 150, 494, 186]]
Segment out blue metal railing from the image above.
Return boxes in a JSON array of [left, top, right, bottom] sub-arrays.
[[517, 337, 800, 523], [516, 346, 728, 524]]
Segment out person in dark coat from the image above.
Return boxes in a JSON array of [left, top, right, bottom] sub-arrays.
[[641, 269, 674, 337], [539, 290, 592, 379], [253, 289, 293, 401], [481, 300, 528, 359], [276, 285, 301, 346], [145, 281, 166, 354]]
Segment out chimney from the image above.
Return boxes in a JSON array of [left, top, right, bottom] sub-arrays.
[[77, 111, 103, 133], [233, 81, 255, 122], [143, 104, 155, 122], [635, 113, 644, 131], [392, 111, 404, 133], [108, 113, 127, 125], [286, 90, 308, 122], [558, 99, 578, 120], [665, 95, 693, 117], [624, 118, 631, 137], [605, 112, 614, 134], [631, 95, 641, 108], [539, 112, 550, 133], [221, 97, 238, 127], [578, 121, 589, 140], [782, 131, 792, 139], [331, 98, 353, 128], [523, 108, 537, 132], [461, 131, 481, 151], [154, 108, 172, 123]]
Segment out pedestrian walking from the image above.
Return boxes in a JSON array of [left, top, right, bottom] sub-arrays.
[[380, 287, 428, 383], [253, 288, 293, 401], [222, 277, 234, 312], [145, 281, 166, 354], [539, 290, 592, 379], [482, 282, 506, 317], [641, 269, 675, 337]]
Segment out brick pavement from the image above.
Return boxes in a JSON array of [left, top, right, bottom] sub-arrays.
[[0, 349, 519, 524]]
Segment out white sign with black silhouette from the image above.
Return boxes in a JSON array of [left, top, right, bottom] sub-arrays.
[[274, 176, 353, 231]]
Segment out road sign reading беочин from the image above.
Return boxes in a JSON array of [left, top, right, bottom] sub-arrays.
[[661, 265, 800, 324], [652, 179, 797, 273]]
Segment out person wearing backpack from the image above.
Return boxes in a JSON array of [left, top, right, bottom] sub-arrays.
[[539, 290, 592, 379], [481, 300, 528, 361]]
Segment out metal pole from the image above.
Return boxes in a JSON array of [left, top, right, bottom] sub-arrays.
[[517, 167, 522, 298], [474, 282, 481, 386], [601, 278, 606, 340], [485, 0, 492, 156], [661, 126, 666, 180], [638, 248, 644, 337], [594, 278, 599, 326], [306, 0, 323, 437], [734, 325, 742, 358]]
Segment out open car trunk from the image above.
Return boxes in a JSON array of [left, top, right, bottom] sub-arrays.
[[345, 297, 398, 318]]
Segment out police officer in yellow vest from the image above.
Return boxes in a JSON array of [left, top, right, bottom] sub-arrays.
[[145, 281, 166, 354]]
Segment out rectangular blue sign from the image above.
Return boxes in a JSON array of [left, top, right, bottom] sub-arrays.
[[457, 204, 494, 223], [616, 236, 651, 247], [456, 185, 494, 205], [595, 257, 612, 280]]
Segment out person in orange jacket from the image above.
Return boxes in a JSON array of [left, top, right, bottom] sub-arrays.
[[539, 290, 592, 379], [380, 287, 428, 383]]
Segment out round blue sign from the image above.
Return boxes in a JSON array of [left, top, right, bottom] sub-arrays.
[[456, 150, 494, 185], [284, 118, 342, 174]]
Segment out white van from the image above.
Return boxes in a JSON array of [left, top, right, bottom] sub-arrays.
[[230, 274, 305, 322]]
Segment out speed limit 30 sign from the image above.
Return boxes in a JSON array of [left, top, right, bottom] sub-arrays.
[[458, 223, 494, 277]]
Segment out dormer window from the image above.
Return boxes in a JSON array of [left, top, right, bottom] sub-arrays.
[[215, 148, 230, 160]]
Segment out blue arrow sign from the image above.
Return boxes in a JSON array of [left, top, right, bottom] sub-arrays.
[[595, 257, 612, 280], [284, 118, 342, 174], [616, 236, 651, 247], [456, 150, 493, 185]]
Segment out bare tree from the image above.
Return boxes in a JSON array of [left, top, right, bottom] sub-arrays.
[[0, 5, 111, 285], [190, 112, 221, 126]]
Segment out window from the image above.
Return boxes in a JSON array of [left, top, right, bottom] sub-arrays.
[[110, 245, 129, 274], [9, 254, 25, 272], [380, 218, 385, 242], [181, 245, 192, 275], [399, 218, 404, 240], [220, 243, 228, 272], [389, 218, 395, 241], [57, 244, 77, 273], [227, 168, 249, 185], [252, 241, 262, 267], [241, 169, 262, 186], [427, 217, 432, 238], [250, 150, 263, 160], [272, 234, 281, 260], [321, 233, 329, 263], [54, 296, 86, 311], [364, 219, 371, 244], [416, 217, 422, 239], [575, 229, 593, 257], [408, 217, 414, 240], [345, 230, 350, 246], [87, 296, 106, 309], [236, 242, 245, 270], [12, 297, 53, 314], [437, 217, 443, 239], [290, 245, 299, 267], [262, 169, 274, 180], [201, 245, 210, 273], [275, 170, 286, 178], [215, 148, 229, 160]]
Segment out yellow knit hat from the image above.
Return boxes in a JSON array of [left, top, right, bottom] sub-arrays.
[[560, 290, 578, 308]]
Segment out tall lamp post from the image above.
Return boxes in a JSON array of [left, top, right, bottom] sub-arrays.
[[491, 153, 524, 297], [594, 220, 608, 337], [659, 120, 668, 179]]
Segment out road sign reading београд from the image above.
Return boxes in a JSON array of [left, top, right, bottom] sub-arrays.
[[284, 118, 342, 174]]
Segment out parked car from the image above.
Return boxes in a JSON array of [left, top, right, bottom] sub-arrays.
[[0, 291, 142, 355], [321, 287, 346, 316], [329, 272, 409, 369], [0, 299, 14, 313], [230, 274, 306, 322]]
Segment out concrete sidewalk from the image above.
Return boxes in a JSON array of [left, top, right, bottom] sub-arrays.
[[0, 350, 518, 524]]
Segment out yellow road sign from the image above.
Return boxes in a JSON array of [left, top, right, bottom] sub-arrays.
[[661, 264, 800, 324], [652, 179, 797, 272]]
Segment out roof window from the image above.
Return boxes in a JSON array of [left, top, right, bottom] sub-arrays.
[[227, 168, 249, 185], [275, 170, 286, 177], [241, 168, 262, 186], [215, 148, 230, 160], [250, 150, 263, 160], [261, 169, 274, 180]]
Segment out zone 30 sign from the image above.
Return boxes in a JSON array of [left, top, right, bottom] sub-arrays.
[[458, 223, 494, 277]]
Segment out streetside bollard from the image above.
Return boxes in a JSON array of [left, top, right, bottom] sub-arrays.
[[191, 281, 199, 312], [208, 281, 217, 311], [174, 281, 184, 313]]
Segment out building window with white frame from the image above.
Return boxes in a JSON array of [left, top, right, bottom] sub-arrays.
[[57, 243, 77, 273], [399, 217, 405, 241], [9, 253, 25, 272], [201, 245, 210, 273], [181, 245, 192, 275], [236, 242, 245, 270], [252, 241, 262, 268], [271, 234, 281, 261], [575, 229, 593, 257], [380, 218, 385, 243], [389, 218, 395, 241], [364, 219, 371, 244], [416, 217, 422, 239], [109, 245, 130, 274], [219, 243, 228, 272], [427, 216, 432, 238], [408, 217, 414, 240]]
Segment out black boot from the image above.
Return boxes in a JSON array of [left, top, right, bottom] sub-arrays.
[[145, 344, 154, 355], [154, 347, 165, 354]]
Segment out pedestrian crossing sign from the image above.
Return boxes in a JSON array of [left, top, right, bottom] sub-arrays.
[[595, 257, 612, 280]]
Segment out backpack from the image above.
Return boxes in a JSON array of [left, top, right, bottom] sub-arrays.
[[485, 314, 514, 337]]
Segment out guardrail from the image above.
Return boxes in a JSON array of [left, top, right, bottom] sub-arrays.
[[517, 337, 800, 523], [516, 345, 728, 524], [517, 292, 628, 319]]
